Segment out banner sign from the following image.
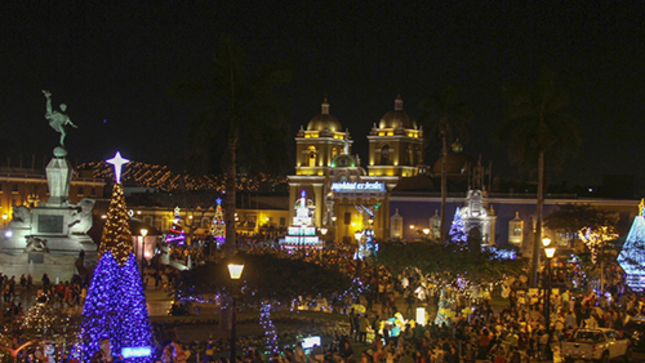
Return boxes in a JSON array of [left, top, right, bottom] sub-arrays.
[[331, 181, 385, 192]]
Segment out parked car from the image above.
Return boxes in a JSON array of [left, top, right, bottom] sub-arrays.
[[624, 315, 645, 352], [561, 328, 632, 363]]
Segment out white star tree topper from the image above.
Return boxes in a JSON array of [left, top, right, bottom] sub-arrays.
[[106, 151, 130, 183]]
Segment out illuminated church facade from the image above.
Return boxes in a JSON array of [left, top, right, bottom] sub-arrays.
[[288, 97, 423, 243]]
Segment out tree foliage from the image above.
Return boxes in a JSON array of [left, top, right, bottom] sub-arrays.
[[498, 66, 581, 173], [376, 241, 525, 285], [544, 203, 619, 236], [177, 253, 353, 303], [418, 86, 473, 243], [171, 34, 293, 176]]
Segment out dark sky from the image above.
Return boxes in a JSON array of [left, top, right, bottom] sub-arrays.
[[0, 1, 643, 186]]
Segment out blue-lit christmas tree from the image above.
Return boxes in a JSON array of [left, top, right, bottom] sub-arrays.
[[448, 207, 467, 248], [79, 153, 153, 363], [618, 200, 645, 292]]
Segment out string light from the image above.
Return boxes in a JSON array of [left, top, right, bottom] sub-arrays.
[[80, 174, 153, 363], [259, 302, 279, 355]]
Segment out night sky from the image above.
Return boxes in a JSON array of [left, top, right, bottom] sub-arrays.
[[0, 1, 643, 187]]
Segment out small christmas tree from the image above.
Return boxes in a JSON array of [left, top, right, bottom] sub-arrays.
[[166, 206, 186, 244], [448, 207, 467, 248], [210, 198, 225, 244], [80, 153, 153, 363], [21, 294, 56, 339]]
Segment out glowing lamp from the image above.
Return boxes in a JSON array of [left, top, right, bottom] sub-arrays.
[[369, 218, 374, 224], [541, 237, 551, 247], [416, 307, 426, 326], [140, 228, 148, 238], [331, 216, 337, 222], [302, 336, 321, 350], [228, 263, 245, 280], [1, 214, 7, 221], [121, 347, 151, 358], [354, 231, 362, 241], [410, 225, 415, 230], [4, 230, 12, 238], [544, 247, 556, 259], [320, 228, 328, 235], [422, 228, 430, 235]]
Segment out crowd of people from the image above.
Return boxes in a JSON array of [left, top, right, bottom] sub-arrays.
[[3, 237, 645, 363]]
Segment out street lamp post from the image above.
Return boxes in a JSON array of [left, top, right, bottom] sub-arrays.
[[2, 213, 7, 228], [140, 228, 148, 279], [542, 237, 556, 351], [228, 262, 244, 363]]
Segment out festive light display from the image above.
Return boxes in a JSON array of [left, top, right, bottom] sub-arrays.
[[210, 198, 226, 245], [618, 210, 645, 292], [80, 252, 153, 363], [20, 294, 65, 340], [98, 182, 134, 265], [166, 206, 186, 244], [80, 160, 153, 363], [75, 161, 288, 192], [488, 246, 517, 260], [578, 226, 618, 264], [259, 302, 279, 355], [106, 152, 130, 184], [280, 191, 323, 250], [434, 287, 456, 326], [448, 207, 467, 247], [355, 229, 379, 260]]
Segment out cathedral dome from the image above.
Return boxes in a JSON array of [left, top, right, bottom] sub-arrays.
[[378, 96, 417, 129], [307, 99, 342, 132]]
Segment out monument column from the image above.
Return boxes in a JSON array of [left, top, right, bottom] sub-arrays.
[[288, 183, 299, 223], [313, 184, 323, 227], [46, 152, 72, 206]]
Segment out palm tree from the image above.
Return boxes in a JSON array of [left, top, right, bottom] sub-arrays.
[[418, 86, 472, 243], [499, 66, 580, 287], [172, 34, 292, 258]]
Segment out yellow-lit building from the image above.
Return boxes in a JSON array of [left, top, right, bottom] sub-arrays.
[[0, 168, 105, 220], [289, 97, 422, 244], [368, 96, 423, 178]]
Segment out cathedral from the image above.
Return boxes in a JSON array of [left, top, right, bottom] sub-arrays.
[[288, 96, 423, 244]]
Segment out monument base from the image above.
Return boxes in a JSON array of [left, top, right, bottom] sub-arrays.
[[0, 252, 78, 282]]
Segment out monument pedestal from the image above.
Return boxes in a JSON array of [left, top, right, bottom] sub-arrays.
[[0, 152, 98, 276], [0, 252, 77, 282]]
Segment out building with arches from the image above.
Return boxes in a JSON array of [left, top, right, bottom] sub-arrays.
[[289, 97, 423, 244]]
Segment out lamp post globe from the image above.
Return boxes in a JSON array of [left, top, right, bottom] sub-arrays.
[[228, 261, 244, 363], [139, 228, 148, 278]]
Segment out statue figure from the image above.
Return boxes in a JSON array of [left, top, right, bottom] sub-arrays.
[[25, 236, 49, 252], [42, 90, 78, 147], [8, 205, 32, 229], [68, 198, 96, 234]]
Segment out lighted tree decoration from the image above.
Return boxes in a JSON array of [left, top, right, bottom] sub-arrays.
[[166, 206, 186, 244], [434, 287, 456, 326], [578, 226, 618, 265], [79, 152, 153, 363], [178, 253, 353, 355], [448, 207, 467, 248], [618, 200, 645, 292], [210, 198, 226, 244]]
